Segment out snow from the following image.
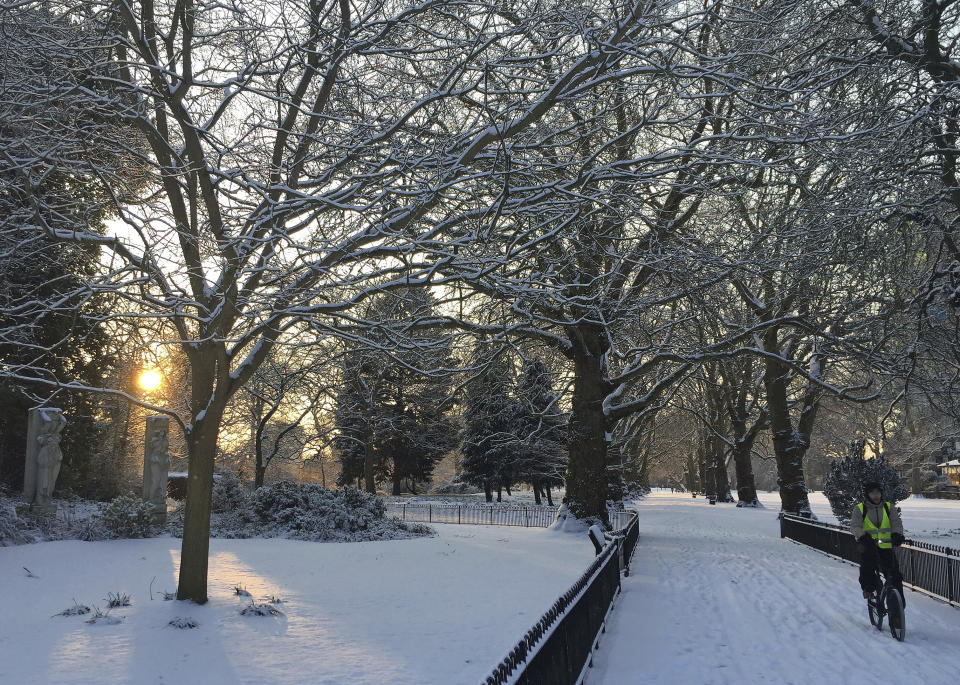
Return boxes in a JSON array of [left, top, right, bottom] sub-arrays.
[[587, 492, 960, 685], [0, 524, 590, 685], [756, 491, 960, 548]]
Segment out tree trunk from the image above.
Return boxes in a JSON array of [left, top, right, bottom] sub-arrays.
[[637, 449, 651, 494], [496, 485, 502, 502], [484, 480, 492, 502], [699, 434, 716, 500], [763, 337, 812, 515], [546, 487, 553, 506], [255, 464, 266, 489], [685, 454, 698, 493], [392, 474, 401, 496], [505, 484, 512, 496], [713, 449, 733, 502], [177, 419, 219, 603], [564, 335, 610, 525], [533, 481, 542, 505], [363, 442, 376, 494], [731, 427, 760, 507]]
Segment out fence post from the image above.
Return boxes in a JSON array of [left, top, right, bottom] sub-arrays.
[[525, 508, 529, 527], [402, 504, 406, 520], [458, 505, 461, 525], [429, 504, 432, 523], [490, 507, 493, 525], [949, 551, 955, 604]]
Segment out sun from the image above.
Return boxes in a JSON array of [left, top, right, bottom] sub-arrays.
[[139, 369, 163, 392]]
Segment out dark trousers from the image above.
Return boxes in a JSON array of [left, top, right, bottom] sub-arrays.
[[859, 544, 905, 607]]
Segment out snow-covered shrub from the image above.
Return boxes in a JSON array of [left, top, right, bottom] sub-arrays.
[[249, 483, 393, 540], [98, 493, 155, 538], [823, 447, 908, 523], [921, 467, 949, 493], [240, 601, 283, 617], [168, 617, 198, 629], [169, 482, 433, 542], [405, 522, 434, 536], [212, 471, 247, 513]]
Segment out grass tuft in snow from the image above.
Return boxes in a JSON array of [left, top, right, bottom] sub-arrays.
[[233, 584, 251, 597], [168, 617, 198, 629], [85, 606, 122, 625], [53, 600, 91, 617], [161, 590, 176, 601], [105, 592, 131, 608], [240, 601, 284, 617], [264, 595, 283, 604]]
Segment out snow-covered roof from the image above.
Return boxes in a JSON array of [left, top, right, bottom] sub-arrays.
[[937, 460, 960, 468]]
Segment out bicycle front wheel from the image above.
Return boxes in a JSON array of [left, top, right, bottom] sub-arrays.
[[868, 595, 882, 630], [886, 589, 905, 641]]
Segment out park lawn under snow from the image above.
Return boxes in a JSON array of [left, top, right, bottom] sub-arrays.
[[587, 492, 960, 685], [756, 490, 960, 548], [0, 524, 591, 685]]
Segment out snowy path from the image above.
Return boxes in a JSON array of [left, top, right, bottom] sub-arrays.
[[0, 525, 590, 685], [588, 493, 960, 685]]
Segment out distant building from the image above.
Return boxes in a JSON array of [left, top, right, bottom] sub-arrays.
[[937, 459, 960, 486]]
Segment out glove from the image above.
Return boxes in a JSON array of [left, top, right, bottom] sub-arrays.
[[891, 533, 905, 547], [857, 533, 874, 546]]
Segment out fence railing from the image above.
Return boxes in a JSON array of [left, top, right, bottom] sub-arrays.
[[484, 510, 640, 685], [780, 513, 960, 606], [922, 485, 960, 500], [386, 502, 634, 530]]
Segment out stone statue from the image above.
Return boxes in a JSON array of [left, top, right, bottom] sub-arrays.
[[142, 415, 170, 521], [22, 407, 66, 514]]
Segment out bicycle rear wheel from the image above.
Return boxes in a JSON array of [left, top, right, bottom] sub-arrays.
[[868, 595, 882, 630], [886, 590, 905, 642]]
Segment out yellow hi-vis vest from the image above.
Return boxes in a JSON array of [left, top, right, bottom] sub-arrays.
[[858, 501, 893, 549]]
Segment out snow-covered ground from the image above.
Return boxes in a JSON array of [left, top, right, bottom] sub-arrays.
[[755, 490, 960, 548], [588, 492, 960, 685], [0, 525, 591, 685]]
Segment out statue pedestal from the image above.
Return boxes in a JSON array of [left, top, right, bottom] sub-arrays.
[[151, 506, 167, 524], [15, 503, 57, 519]]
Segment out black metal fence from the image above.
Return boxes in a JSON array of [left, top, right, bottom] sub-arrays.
[[484, 510, 640, 685], [386, 502, 635, 529], [780, 513, 960, 606], [922, 485, 960, 500]]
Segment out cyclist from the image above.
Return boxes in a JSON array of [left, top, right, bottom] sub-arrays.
[[850, 481, 906, 609]]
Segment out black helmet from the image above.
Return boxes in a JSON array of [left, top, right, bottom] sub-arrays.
[[863, 481, 883, 496]]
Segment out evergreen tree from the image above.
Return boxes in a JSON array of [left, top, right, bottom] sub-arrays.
[[332, 358, 371, 489], [459, 350, 518, 502], [823, 440, 909, 523], [514, 360, 567, 505], [0, 9, 135, 496], [332, 289, 455, 494]]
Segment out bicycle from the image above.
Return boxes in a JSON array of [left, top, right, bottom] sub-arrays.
[[866, 566, 906, 642]]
